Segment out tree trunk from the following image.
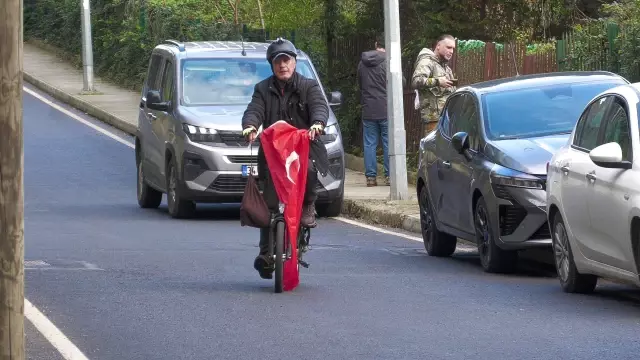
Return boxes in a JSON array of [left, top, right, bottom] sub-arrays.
[[0, 0, 25, 358]]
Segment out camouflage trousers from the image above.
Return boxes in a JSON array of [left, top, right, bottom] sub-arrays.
[[420, 107, 440, 137]]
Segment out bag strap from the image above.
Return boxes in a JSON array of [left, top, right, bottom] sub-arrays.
[[249, 137, 256, 179]]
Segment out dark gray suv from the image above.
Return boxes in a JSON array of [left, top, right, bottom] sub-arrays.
[[135, 40, 346, 218], [416, 71, 627, 274]]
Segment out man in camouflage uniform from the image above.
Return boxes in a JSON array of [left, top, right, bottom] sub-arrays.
[[411, 34, 457, 136]]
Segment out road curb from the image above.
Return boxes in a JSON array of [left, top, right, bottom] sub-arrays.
[[342, 198, 422, 234], [23, 72, 137, 136]]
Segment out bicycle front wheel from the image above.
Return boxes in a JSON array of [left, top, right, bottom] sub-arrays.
[[274, 220, 285, 293]]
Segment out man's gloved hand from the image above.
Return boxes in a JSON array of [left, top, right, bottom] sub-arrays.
[[309, 122, 324, 141], [243, 126, 257, 143]]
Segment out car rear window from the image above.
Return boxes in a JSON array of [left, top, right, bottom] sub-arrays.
[[481, 80, 626, 140], [180, 58, 316, 106]]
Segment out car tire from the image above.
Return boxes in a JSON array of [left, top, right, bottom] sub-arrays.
[[317, 197, 343, 217], [418, 185, 457, 257], [166, 157, 196, 219], [474, 196, 518, 273], [552, 212, 597, 294], [136, 154, 162, 209]]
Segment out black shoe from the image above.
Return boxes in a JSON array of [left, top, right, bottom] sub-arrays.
[[254, 254, 273, 279], [301, 204, 317, 228]]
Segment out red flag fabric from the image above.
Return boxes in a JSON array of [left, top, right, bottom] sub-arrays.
[[260, 120, 311, 291]]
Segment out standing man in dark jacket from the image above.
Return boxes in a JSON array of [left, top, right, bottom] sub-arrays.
[[242, 38, 329, 279], [357, 36, 390, 187]]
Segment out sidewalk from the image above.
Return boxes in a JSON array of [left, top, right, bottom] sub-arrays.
[[22, 40, 421, 235]]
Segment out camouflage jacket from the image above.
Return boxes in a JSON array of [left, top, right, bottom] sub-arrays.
[[410, 48, 456, 120]]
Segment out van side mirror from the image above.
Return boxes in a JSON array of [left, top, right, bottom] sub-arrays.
[[146, 90, 169, 112], [329, 91, 343, 110]]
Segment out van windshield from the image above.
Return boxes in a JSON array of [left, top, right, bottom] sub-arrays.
[[181, 58, 317, 106]]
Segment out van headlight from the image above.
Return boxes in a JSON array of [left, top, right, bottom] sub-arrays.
[[182, 123, 222, 143]]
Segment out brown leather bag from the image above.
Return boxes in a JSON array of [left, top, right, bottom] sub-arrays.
[[240, 144, 270, 228]]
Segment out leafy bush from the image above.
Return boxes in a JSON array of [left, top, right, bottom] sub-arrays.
[[561, 0, 640, 81], [602, 0, 640, 81], [24, 0, 247, 91]]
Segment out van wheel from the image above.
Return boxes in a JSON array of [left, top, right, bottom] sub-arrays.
[[552, 212, 597, 293], [419, 186, 457, 257], [474, 196, 518, 273], [166, 158, 196, 219], [137, 156, 162, 209]]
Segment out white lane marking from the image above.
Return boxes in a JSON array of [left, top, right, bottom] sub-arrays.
[[24, 85, 460, 249], [334, 216, 423, 242], [23, 87, 135, 149], [25, 299, 91, 360], [334, 216, 478, 251]]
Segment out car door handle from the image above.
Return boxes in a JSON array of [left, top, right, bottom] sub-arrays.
[[442, 161, 451, 168], [560, 165, 570, 174], [586, 172, 596, 181], [147, 112, 157, 120]]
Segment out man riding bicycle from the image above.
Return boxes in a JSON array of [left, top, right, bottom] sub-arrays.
[[241, 38, 329, 279]]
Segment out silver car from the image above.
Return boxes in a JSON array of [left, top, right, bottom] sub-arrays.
[[135, 40, 346, 218], [415, 71, 628, 273]]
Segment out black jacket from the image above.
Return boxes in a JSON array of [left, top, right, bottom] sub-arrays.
[[242, 72, 330, 180], [357, 50, 387, 121], [242, 71, 329, 131], [357, 50, 407, 121]]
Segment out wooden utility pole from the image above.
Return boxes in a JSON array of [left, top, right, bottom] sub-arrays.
[[0, 0, 25, 358]]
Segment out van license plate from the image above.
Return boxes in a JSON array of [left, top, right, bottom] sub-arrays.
[[242, 165, 258, 177]]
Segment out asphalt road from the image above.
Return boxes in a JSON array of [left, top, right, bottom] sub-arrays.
[[23, 86, 640, 360]]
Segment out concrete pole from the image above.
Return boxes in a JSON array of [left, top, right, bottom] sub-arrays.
[[80, 0, 95, 92], [383, 0, 409, 200], [0, 0, 26, 358]]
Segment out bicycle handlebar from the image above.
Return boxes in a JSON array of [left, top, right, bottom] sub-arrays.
[[247, 130, 337, 145]]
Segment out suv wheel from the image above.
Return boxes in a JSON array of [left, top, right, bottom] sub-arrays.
[[166, 157, 196, 219], [419, 185, 457, 257], [317, 197, 343, 217], [474, 196, 518, 273], [137, 156, 162, 209]]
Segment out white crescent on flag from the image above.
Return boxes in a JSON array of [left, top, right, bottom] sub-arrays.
[[285, 151, 300, 184]]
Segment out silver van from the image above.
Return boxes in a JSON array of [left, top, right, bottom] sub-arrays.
[[134, 40, 346, 218]]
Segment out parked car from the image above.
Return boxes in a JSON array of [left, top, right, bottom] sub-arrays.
[[135, 40, 346, 218], [547, 82, 640, 293], [416, 71, 628, 273]]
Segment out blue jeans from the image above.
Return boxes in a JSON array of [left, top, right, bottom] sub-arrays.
[[363, 119, 389, 178]]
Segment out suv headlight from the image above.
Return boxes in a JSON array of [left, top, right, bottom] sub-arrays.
[[182, 123, 222, 143], [490, 174, 544, 190], [490, 166, 545, 190]]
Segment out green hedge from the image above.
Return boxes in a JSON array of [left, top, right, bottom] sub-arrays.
[[24, 0, 259, 91]]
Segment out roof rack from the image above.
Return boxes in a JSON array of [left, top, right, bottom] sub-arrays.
[[163, 40, 185, 52]]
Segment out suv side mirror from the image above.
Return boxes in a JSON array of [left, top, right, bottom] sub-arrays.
[[451, 131, 472, 161], [146, 90, 169, 112], [329, 91, 343, 110]]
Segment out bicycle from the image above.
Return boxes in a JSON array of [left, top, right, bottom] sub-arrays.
[[249, 132, 336, 293], [267, 201, 312, 293]]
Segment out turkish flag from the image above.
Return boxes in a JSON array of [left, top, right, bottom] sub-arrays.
[[260, 120, 311, 291]]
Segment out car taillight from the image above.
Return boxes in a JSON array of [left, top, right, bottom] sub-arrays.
[[546, 162, 549, 173]]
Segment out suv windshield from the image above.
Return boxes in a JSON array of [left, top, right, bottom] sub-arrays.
[[181, 58, 316, 106], [481, 80, 625, 140]]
